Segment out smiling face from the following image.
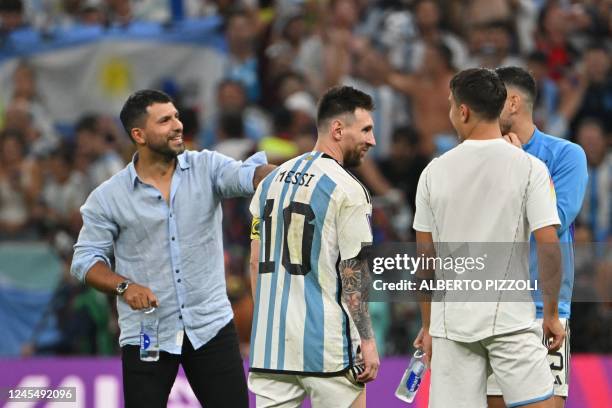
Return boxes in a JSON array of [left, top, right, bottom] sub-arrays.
[[339, 108, 376, 167], [134, 102, 184, 158]]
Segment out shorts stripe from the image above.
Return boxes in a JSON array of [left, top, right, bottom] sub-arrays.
[[507, 389, 553, 408]]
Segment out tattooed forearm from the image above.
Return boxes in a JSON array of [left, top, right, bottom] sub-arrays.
[[340, 257, 374, 340]]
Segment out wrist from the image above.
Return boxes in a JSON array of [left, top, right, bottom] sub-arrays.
[[115, 279, 132, 296]]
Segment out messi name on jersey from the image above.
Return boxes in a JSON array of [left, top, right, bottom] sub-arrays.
[[276, 170, 316, 186]]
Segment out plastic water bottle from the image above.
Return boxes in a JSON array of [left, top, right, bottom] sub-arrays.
[[140, 307, 160, 362], [395, 349, 427, 403]]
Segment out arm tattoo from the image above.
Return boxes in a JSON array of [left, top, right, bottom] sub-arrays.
[[339, 256, 374, 340]]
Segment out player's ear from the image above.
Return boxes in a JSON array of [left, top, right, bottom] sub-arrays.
[[331, 119, 343, 141], [510, 94, 521, 113], [460, 104, 469, 123]]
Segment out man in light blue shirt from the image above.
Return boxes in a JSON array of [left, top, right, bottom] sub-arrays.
[[487, 67, 588, 408], [71, 89, 274, 408]]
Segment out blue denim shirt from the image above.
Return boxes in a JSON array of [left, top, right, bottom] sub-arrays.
[[71, 150, 267, 353]]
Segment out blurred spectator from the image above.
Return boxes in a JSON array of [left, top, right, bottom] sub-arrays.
[[258, 107, 298, 164], [0, 0, 26, 34], [288, 0, 363, 95], [570, 45, 612, 135], [527, 51, 584, 138], [343, 39, 409, 159], [465, 0, 512, 26], [106, 0, 132, 25], [264, 8, 308, 82], [535, 2, 579, 81], [466, 20, 523, 68], [284, 90, 316, 132], [385, 41, 456, 156], [376, 126, 430, 216], [198, 79, 271, 148], [2, 62, 59, 157], [293, 123, 316, 155], [74, 114, 124, 188], [271, 71, 308, 109], [224, 9, 261, 102], [463, 0, 538, 55], [406, 0, 468, 72], [186, 0, 255, 19], [213, 111, 256, 160], [78, 1, 106, 26], [355, 0, 415, 69], [131, 0, 171, 22], [37, 146, 89, 237], [0, 129, 42, 240], [577, 119, 611, 242]]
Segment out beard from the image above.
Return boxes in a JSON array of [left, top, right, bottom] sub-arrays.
[[344, 146, 366, 168], [147, 136, 185, 159], [499, 117, 513, 135]]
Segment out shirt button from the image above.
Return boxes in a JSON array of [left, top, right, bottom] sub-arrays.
[[175, 269, 179, 273], [181, 304, 184, 309], [177, 279, 181, 283], [171, 236, 175, 241], [179, 315, 183, 320], [169, 213, 173, 218], [157, 195, 162, 200]]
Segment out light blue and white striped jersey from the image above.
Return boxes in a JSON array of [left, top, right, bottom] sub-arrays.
[[249, 151, 373, 375]]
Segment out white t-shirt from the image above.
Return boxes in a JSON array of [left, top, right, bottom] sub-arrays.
[[413, 138, 560, 342]]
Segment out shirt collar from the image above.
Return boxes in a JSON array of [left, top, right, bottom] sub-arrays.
[[127, 151, 190, 191], [523, 127, 541, 151]]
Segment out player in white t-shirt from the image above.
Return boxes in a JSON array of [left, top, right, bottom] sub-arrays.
[[247, 86, 380, 407], [412, 68, 566, 408]]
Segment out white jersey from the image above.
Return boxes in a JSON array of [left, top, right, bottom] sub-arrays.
[[249, 151, 373, 375], [413, 139, 560, 342]]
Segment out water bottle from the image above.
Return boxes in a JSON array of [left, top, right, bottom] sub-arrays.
[[140, 307, 160, 362], [395, 349, 427, 403]]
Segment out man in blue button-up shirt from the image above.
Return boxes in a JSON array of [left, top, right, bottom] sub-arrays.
[[71, 89, 273, 408]]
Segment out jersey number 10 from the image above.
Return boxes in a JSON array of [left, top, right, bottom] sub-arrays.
[[260, 199, 315, 276]]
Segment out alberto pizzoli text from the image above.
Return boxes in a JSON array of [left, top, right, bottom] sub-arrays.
[[372, 279, 538, 292]]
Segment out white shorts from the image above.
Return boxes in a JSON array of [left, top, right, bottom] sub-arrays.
[[248, 371, 364, 408], [429, 323, 554, 408], [487, 318, 570, 398]]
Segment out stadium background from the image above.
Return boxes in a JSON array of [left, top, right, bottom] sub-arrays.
[[0, 0, 609, 406]]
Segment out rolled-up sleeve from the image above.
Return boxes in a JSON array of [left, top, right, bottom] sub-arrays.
[[212, 151, 267, 198], [71, 190, 117, 282]]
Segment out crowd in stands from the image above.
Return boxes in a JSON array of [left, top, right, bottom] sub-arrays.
[[0, 0, 609, 357]]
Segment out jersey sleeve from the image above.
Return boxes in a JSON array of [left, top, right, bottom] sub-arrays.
[[526, 157, 561, 232], [337, 192, 373, 261], [551, 143, 588, 233], [413, 163, 433, 232], [249, 179, 264, 219]]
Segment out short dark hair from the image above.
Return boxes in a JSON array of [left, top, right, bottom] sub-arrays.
[[449, 68, 506, 120], [316, 86, 374, 128], [495, 66, 537, 106], [75, 114, 99, 134], [119, 89, 173, 139]]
